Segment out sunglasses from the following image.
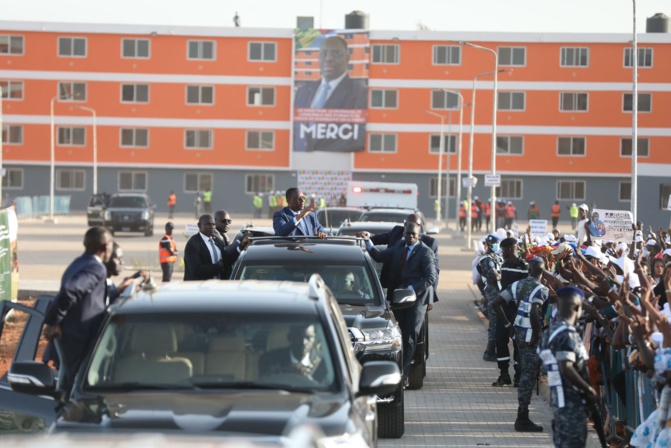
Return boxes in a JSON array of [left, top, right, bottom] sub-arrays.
[[222, 219, 232, 224]]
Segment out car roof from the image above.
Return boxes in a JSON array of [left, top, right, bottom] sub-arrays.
[[338, 221, 398, 230], [111, 193, 149, 197], [363, 208, 416, 214], [112, 280, 327, 315], [317, 207, 363, 212], [242, 238, 367, 263]]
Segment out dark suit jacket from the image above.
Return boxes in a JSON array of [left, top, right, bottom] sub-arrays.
[[368, 240, 437, 306], [258, 347, 327, 382], [183, 232, 231, 281], [371, 227, 439, 302], [273, 207, 326, 237], [213, 230, 242, 280]]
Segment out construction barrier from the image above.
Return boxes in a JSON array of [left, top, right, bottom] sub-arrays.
[[13, 195, 71, 218]]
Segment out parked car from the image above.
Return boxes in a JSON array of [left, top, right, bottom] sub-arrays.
[[315, 207, 364, 234], [2, 277, 401, 447], [103, 193, 155, 236], [231, 237, 415, 438], [86, 194, 109, 227], [359, 208, 438, 235]]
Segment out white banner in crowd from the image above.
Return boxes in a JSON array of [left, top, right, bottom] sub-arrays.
[[590, 209, 634, 242], [528, 219, 547, 237]]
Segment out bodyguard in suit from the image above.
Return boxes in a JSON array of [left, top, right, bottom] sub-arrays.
[[184, 214, 239, 281], [363, 222, 437, 383], [273, 188, 327, 238], [213, 209, 249, 279], [42, 226, 114, 392]]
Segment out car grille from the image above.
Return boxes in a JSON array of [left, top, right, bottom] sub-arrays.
[[111, 211, 143, 223]]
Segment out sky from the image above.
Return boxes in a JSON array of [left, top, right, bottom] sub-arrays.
[[2, 0, 668, 34]]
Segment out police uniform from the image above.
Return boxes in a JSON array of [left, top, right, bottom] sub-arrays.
[[539, 319, 590, 448], [500, 277, 549, 409], [478, 247, 502, 357]]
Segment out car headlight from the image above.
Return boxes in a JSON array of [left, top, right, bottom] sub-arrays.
[[103, 211, 111, 220], [318, 432, 368, 448], [360, 326, 402, 351], [141, 211, 150, 220]]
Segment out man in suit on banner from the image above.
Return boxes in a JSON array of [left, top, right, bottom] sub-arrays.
[[273, 188, 327, 238], [362, 222, 437, 384], [294, 35, 367, 153]]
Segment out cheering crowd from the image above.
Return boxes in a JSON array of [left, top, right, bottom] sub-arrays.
[[471, 202, 671, 447]]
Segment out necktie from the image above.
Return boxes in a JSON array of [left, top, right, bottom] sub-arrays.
[[399, 246, 409, 273], [311, 83, 332, 109], [209, 238, 218, 264]]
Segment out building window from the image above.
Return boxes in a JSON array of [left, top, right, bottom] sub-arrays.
[[185, 129, 212, 149], [496, 179, 523, 199], [624, 47, 653, 68], [58, 37, 87, 57], [118, 171, 147, 191], [620, 137, 649, 157], [2, 168, 23, 190], [560, 92, 588, 112], [58, 82, 86, 102], [661, 184, 671, 210], [246, 130, 274, 150], [429, 135, 457, 154], [498, 91, 525, 111], [370, 89, 398, 108], [432, 45, 460, 65], [2, 125, 23, 144], [185, 172, 213, 192], [249, 42, 276, 61], [557, 137, 586, 156], [120, 128, 149, 148], [0, 80, 23, 100], [623, 93, 652, 112], [496, 136, 524, 155], [429, 177, 456, 198], [122, 38, 150, 58], [245, 174, 274, 194], [0, 35, 24, 55], [619, 181, 631, 201], [498, 47, 526, 66], [57, 127, 86, 146], [557, 180, 586, 201], [186, 85, 214, 105], [560, 47, 589, 67], [57, 169, 85, 190], [431, 90, 459, 109], [247, 87, 275, 106], [121, 84, 149, 103], [368, 134, 397, 153], [187, 40, 215, 60], [372, 44, 399, 64]]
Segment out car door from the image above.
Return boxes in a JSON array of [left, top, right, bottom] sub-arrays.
[[86, 195, 105, 226], [0, 295, 58, 432]]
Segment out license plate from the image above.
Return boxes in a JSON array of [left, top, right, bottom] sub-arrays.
[[122, 227, 131, 232]]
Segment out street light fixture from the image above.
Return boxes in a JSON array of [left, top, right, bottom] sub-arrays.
[[441, 89, 465, 231], [424, 109, 447, 224], [77, 106, 98, 196], [631, 0, 639, 222]]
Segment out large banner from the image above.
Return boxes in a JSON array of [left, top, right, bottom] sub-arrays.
[[298, 170, 352, 205], [293, 29, 369, 154], [0, 206, 18, 302], [590, 209, 634, 242]]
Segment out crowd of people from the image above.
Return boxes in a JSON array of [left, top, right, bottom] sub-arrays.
[[471, 201, 671, 447]]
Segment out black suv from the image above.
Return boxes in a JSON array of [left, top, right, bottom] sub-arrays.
[[103, 193, 155, 236], [2, 277, 401, 446], [231, 237, 413, 438]]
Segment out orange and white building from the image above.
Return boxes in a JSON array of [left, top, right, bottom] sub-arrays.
[[1, 19, 670, 224]]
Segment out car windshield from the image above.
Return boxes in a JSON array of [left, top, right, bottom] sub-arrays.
[[317, 209, 363, 228], [84, 313, 337, 392], [239, 264, 379, 305], [361, 212, 407, 224], [109, 196, 148, 208]]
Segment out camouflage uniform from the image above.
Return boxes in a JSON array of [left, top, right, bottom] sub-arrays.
[[478, 251, 502, 350], [500, 277, 548, 407], [538, 319, 590, 448]]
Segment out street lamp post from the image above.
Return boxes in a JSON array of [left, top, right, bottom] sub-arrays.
[[77, 106, 97, 195], [631, 0, 638, 222], [458, 41, 500, 234], [49, 95, 58, 222], [425, 110, 446, 225], [441, 89, 464, 231]]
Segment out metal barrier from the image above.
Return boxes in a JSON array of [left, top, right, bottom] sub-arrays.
[[14, 195, 71, 218]]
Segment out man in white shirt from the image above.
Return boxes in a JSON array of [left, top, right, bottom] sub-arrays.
[[576, 203, 590, 244]]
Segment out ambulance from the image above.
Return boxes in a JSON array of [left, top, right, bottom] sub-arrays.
[[346, 181, 418, 209]]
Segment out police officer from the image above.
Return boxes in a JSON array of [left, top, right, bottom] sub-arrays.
[[491, 237, 528, 387], [495, 256, 548, 432], [538, 286, 596, 447], [478, 234, 502, 362]]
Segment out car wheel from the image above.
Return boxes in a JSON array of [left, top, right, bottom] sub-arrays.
[[377, 385, 404, 438], [407, 360, 425, 390]]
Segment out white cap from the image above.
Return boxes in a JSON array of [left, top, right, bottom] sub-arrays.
[[617, 241, 629, 251], [646, 239, 658, 246], [663, 248, 671, 257], [563, 234, 577, 243], [572, 203, 576, 206], [634, 230, 644, 243], [545, 232, 555, 241], [584, 246, 600, 259], [598, 253, 610, 265], [579, 203, 589, 211]]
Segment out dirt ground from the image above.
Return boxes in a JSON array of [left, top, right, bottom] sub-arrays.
[[0, 298, 47, 377]]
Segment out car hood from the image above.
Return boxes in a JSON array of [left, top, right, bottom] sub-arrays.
[[338, 303, 394, 331], [106, 207, 147, 213], [57, 391, 349, 436]]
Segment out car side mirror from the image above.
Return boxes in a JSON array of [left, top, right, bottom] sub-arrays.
[[9, 361, 57, 397], [426, 226, 440, 235], [357, 361, 401, 397], [390, 288, 416, 310]]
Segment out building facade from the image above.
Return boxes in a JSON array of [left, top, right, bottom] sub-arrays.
[[1, 21, 670, 225]]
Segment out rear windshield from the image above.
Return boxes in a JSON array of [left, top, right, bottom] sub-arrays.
[[317, 209, 363, 228], [360, 212, 406, 224], [109, 196, 148, 208]]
